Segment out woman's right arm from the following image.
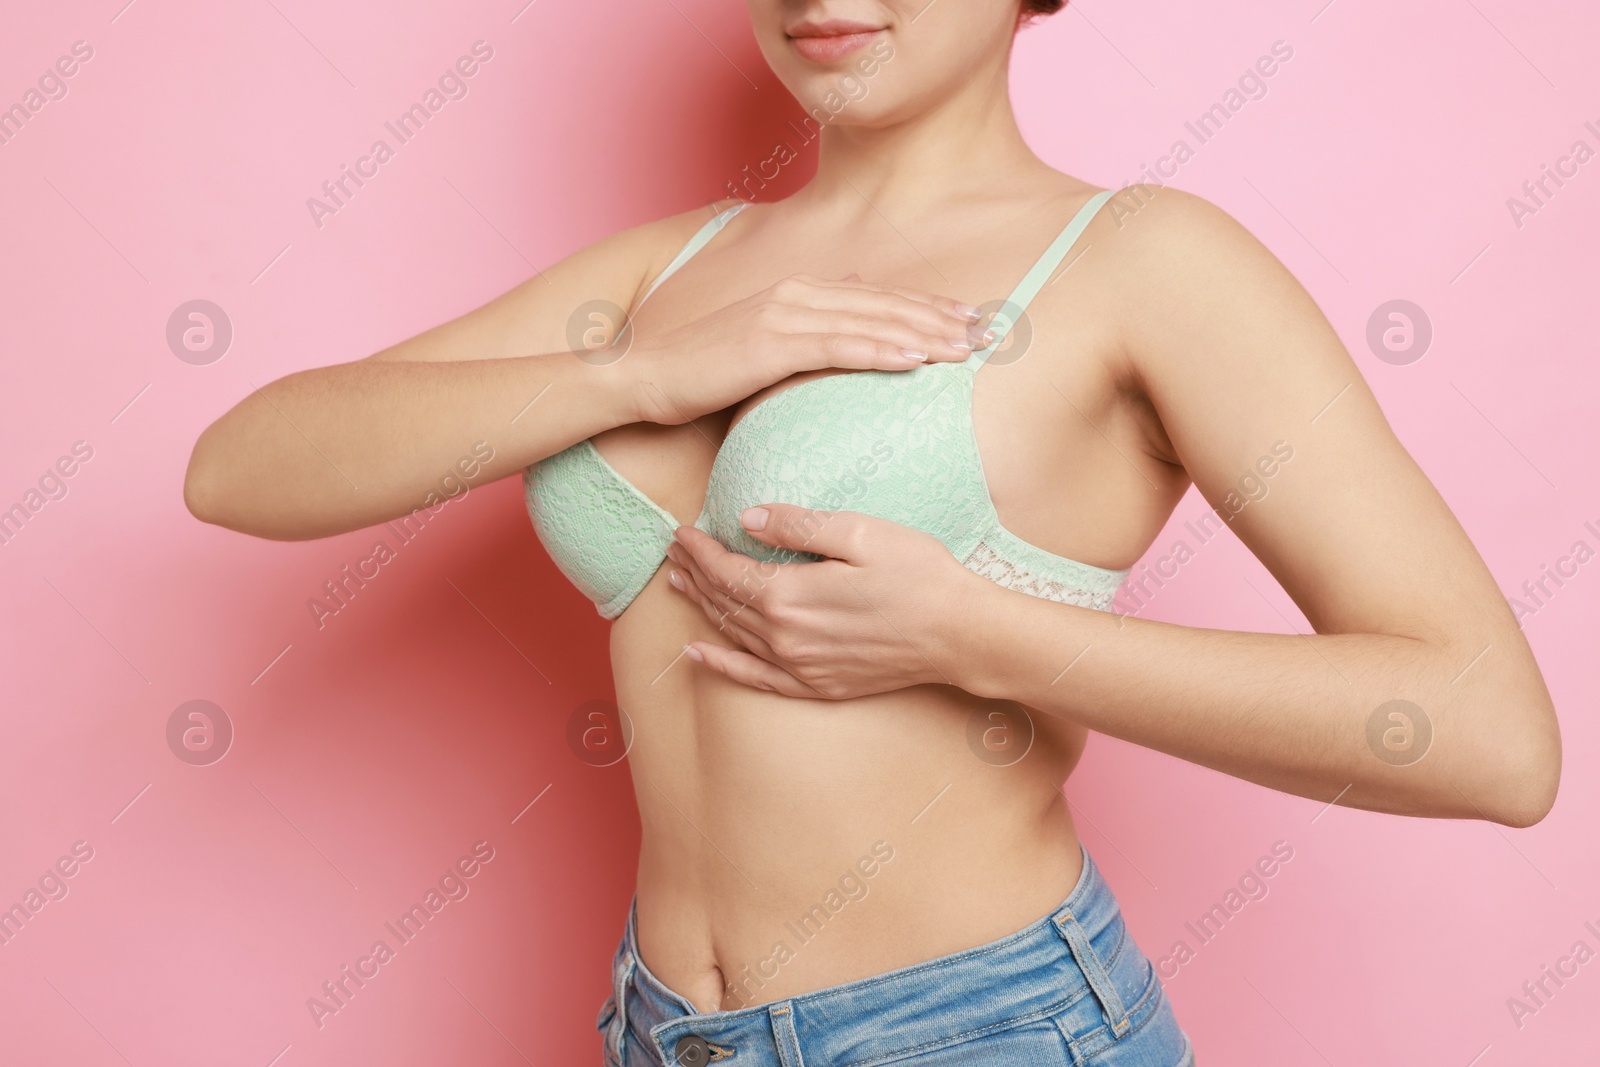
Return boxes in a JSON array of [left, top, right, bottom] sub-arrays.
[[182, 207, 981, 541], [182, 216, 668, 541]]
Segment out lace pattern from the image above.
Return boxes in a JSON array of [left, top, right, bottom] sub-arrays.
[[962, 539, 1123, 613]]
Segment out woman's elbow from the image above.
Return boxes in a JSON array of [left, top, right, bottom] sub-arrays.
[[1479, 707, 1561, 828], [183, 432, 272, 534], [182, 435, 362, 542], [183, 443, 225, 527]]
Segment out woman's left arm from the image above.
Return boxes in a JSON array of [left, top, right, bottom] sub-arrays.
[[667, 188, 1560, 828]]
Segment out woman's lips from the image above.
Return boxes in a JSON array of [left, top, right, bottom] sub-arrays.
[[788, 29, 883, 63]]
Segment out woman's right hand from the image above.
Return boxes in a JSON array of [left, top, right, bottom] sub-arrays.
[[625, 274, 989, 425]]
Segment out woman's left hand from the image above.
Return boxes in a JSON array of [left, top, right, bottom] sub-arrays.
[[665, 504, 980, 699]]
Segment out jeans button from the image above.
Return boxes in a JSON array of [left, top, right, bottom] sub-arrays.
[[674, 1034, 711, 1066]]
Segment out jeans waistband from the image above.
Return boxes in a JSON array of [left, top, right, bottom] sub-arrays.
[[616, 843, 1133, 1066]]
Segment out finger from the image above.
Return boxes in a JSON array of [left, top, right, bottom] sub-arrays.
[[738, 503, 873, 562], [781, 305, 983, 364], [667, 539, 740, 613], [666, 542, 774, 634], [794, 273, 982, 325], [702, 600, 778, 661], [674, 569, 768, 652], [682, 563, 763, 627], [666, 564, 719, 615], [780, 332, 957, 372], [670, 528, 760, 608], [665, 545, 727, 609], [665, 550, 787, 665], [672, 526, 773, 606], [687, 642, 818, 698], [773, 280, 985, 349], [669, 561, 771, 646]]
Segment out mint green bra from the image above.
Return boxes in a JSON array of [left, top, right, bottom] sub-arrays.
[[523, 190, 1129, 619]]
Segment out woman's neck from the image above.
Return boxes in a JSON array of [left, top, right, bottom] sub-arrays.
[[797, 63, 1049, 218]]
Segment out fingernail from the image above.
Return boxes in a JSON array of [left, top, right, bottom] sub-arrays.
[[956, 304, 981, 321], [668, 570, 685, 591], [685, 646, 704, 663], [980, 328, 996, 345], [673, 527, 693, 544], [949, 338, 973, 351], [741, 506, 770, 531], [900, 349, 928, 362]]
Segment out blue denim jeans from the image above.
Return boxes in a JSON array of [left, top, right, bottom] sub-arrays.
[[597, 845, 1194, 1066]]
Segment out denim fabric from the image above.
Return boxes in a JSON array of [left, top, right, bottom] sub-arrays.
[[596, 845, 1194, 1066]]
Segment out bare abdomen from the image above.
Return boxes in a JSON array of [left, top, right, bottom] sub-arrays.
[[610, 574, 1089, 1012]]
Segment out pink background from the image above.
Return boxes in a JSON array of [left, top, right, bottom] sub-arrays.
[[2, 0, 1596, 1063]]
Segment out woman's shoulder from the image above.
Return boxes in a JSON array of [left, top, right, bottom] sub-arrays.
[[630, 197, 755, 251], [1054, 183, 1295, 314], [1087, 183, 1264, 269], [1005, 172, 1243, 254], [611, 198, 758, 289], [1080, 182, 1345, 381]]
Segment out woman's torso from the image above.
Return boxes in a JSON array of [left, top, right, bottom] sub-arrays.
[[549, 173, 1189, 1013]]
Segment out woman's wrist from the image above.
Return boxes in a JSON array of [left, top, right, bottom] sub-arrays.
[[939, 573, 1096, 702], [932, 564, 1021, 698], [613, 339, 690, 426], [563, 338, 661, 428]]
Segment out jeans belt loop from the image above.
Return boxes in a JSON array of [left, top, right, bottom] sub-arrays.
[[768, 1001, 806, 1067], [1055, 908, 1131, 1037], [611, 949, 637, 1064]]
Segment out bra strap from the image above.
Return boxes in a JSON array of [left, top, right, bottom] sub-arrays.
[[972, 189, 1115, 367], [612, 202, 748, 353], [636, 201, 750, 307]]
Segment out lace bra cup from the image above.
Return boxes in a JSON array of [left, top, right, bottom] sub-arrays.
[[524, 190, 1131, 619]]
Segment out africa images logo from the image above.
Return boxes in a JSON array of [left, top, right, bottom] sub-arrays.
[[306, 840, 497, 1029]]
